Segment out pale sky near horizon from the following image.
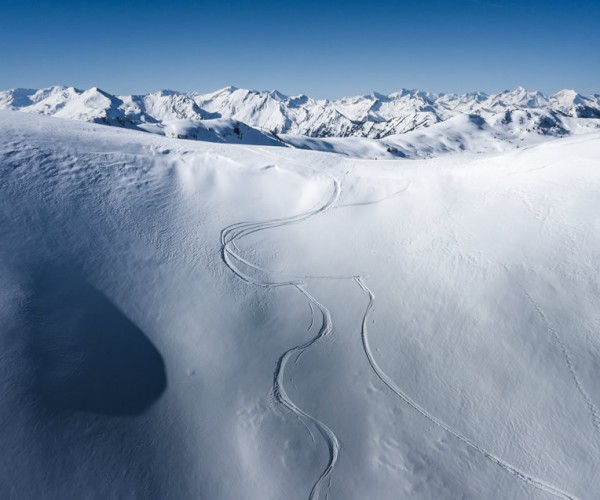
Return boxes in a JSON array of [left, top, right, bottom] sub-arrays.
[[1, 0, 598, 98]]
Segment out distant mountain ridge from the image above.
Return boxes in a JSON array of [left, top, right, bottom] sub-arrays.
[[2, 85, 599, 136], [1, 85, 599, 158]]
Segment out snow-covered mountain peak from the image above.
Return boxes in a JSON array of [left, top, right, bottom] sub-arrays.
[[549, 89, 600, 118], [363, 91, 390, 102], [287, 94, 310, 107], [551, 89, 594, 108], [1, 84, 599, 156], [484, 87, 549, 110], [149, 89, 182, 98], [268, 90, 288, 101]]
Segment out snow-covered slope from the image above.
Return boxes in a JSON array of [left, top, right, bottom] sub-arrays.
[[140, 118, 286, 146], [283, 110, 599, 159], [1, 110, 600, 499]]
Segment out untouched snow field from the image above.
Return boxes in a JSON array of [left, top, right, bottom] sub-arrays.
[[1, 110, 600, 499]]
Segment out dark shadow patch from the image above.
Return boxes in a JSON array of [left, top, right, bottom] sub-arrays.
[[27, 267, 166, 416]]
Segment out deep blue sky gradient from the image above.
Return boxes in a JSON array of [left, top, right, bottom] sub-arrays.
[[1, 0, 598, 97]]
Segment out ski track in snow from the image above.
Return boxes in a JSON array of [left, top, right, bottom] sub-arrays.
[[522, 289, 600, 436], [220, 178, 343, 500], [353, 277, 577, 500], [219, 173, 578, 500]]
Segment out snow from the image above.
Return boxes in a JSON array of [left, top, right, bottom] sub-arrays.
[[141, 118, 286, 146], [2, 85, 599, 152], [193, 85, 600, 138], [283, 111, 600, 160], [1, 110, 600, 499]]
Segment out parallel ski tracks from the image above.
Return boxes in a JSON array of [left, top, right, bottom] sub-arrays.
[[219, 173, 578, 500]]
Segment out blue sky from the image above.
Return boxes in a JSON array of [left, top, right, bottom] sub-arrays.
[[1, 0, 598, 98]]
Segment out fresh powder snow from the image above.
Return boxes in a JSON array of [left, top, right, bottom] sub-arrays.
[[1, 109, 600, 499]]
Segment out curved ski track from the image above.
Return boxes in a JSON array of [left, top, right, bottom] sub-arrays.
[[522, 289, 600, 435], [354, 277, 577, 500], [220, 178, 343, 500], [219, 175, 577, 500]]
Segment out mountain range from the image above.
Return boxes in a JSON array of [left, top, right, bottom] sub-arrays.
[[1, 85, 599, 158]]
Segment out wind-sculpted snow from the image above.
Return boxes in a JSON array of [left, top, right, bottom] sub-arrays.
[[354, 278, 576, 500], [1, 111, 600, 499]]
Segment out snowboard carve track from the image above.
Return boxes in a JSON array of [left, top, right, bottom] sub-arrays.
[[220, 174, 576, 500]]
